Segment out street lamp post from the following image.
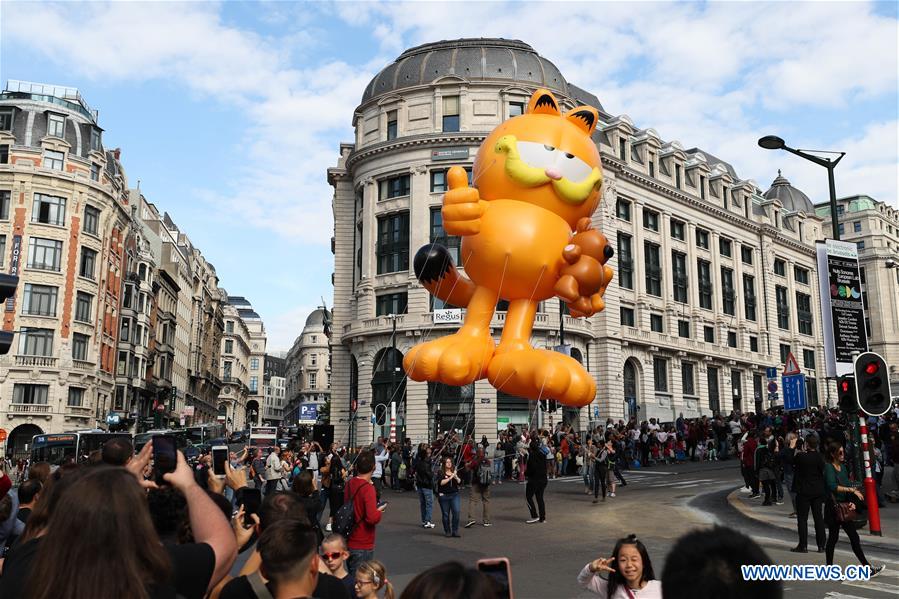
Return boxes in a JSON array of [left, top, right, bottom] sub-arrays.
[[757, 135, 845, 240]]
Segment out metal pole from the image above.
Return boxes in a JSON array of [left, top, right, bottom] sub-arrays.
[[559, 300, 566, 346], [827, 161, 840, 241], [857, 415, 882, 536]]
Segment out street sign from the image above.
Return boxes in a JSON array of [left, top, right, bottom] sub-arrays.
[[298, 403, 318, 424], [782, 374, 807, 411], [765, 367, 778, 379], [783, 352, 801, 376], [816, 240, 869, 376], [767, 381, 778, 393], [768, 392, 779, 404], [432, 308, 462, 324]]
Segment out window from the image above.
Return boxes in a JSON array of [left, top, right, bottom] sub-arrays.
[[644, 242, 661, 297], [648, 153, 655, 177], [670, 219, 685, 240], [121, 318, 130, 342], [308, 372, 317, 389], [79, 247, 97, 279], [620, 307, 635, 327], [727, 331, 737, 348], [619, 138, 627, 161], [794, 266, 809, 285], [682, 362, 695, 395], [703, 325, 715, 343], [442, 95, 460, 132], [67, 387, 84, 407], [430, 207, 462, 266], [675, 164, 682, 189], [386, 110, 397, 140], [250, 377, 258, 393], [43, 150, 64, 170], [853, 221, 862, 233], [430, 170, 447, 193], [13, 384, 49, 405], [642, 209, 660, 232], [90, 163, 100, 182], [650, 313, 663, 333], [23, 284, 57, 317], [776, 285, 790, 329], [27, 237, 63, 271], [32, 194, 66, 226], [698, 259, 712, 309], [225, 321, 234, 334], [376, 212, 410, 274], [672, 251, 688, 303], [779, 343, 791, 364], [774, 258, 786, 276], [700, 175, 706, 199], [616, 199, 631, 222], [719, 237, 732, 257], [222, 360, 232, 378], [796, 292, 813, 335], [224, 340, 233, 354], [74, 292, 92, 323], [743, 274, 756, 321], [251, 358, 259, 370], [509, 102, 525, 117], [721, 267, 735, 316], [803, 349, 816, 370], [749, 335, 759, 352], [72, 333, 89, 361], [0, 110, 12, 130], [618, 233, 633, 290], [0, 190, 9, 219], [48, 113, 65, 138], [653, 357, 668, 392], [838, 223, 845, 236], [311, 354, 318, 367], [90, 128, 101, 151], [741, 245, 754, 265], [19, 328, 53, 356], [84, 205, 100, 235], [857, 240, 865, 250], [0, 235, 5, 268], [696, 228, 709, 249], [678, 320, 691, 338], [376, 292, 408, 316], [378, 175, 410, 200]]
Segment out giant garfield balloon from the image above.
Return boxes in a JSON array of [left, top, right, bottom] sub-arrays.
[[404, 89, 614, 407]]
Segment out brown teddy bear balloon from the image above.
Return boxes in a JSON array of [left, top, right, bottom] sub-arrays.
[[554, 216, 614, 317]]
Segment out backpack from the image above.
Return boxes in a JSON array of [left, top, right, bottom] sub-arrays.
[[477, 461, 492, 486], [333, 482, 365, 539]]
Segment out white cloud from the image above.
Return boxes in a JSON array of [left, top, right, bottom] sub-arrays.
[[266, 303, 320, 353]]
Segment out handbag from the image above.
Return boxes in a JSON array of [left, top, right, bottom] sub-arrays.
[[832, 495, 857, 523]]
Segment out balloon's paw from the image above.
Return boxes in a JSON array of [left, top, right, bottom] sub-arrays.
[[487, 348, 595, 407], [403, 332, 495, 385]]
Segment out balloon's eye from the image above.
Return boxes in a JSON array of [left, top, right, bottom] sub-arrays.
[[544, 145, 555, 152], [565, 152, 575, 159]]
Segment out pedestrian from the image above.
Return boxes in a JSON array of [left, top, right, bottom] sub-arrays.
[[592, 439, 608, 504], [319, 533, 355, 597], [292, 469, 324, 544], [790, 434, 826, 553], [437, 456, 462, 538], [389, 445, 402, 491], [823, 442, 884, 575], [464, 446, 492, 528], [344, 451, 387, 576], [415, 447, 436, 529], [755, 439, 777, 505], [399, 561, 495, 599], [740, 431, 760, 498], [492, 438, 504, 484], [525, 436, 548, 523], [264, 446, 282, 495], [578, 533, 661, 598], [354, 560, 395, 599], [372, 439, 389, 501], [322, 451, 347, 533]]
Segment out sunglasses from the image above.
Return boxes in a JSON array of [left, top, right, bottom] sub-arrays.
[[321, 552, 344, 560]]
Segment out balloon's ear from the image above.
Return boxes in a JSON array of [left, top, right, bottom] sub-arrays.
[[527, 88, 561, 116], [566, 106, 599, 136]]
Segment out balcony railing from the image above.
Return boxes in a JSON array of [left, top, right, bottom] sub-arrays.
[[9, 403, 52, 414], [67, 406, 92, 417], [73, 359, 94, 371], [15, 356, 58, 368], [341, 310, 594, 339]]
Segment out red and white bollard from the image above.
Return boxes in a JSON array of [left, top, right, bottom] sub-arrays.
[[857, 415, 882, 536], [389, 401, 397, 444]]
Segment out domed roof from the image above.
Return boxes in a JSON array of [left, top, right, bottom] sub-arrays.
[[361, 38, 571, 105], [763, 170, 814, 214], [304, 308, 332, 328]]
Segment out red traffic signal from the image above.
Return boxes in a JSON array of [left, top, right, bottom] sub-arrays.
[[836, 375, 858, 413], [853, 352, 893, 417], [864, 362, 879, 375]]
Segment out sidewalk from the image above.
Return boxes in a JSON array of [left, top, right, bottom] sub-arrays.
[[728, 467, 899, 552]]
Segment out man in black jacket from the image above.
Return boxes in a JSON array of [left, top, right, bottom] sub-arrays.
[[525, 437, 548, 524], [415, 447, 436, 529], [790, 435, 827, 552]]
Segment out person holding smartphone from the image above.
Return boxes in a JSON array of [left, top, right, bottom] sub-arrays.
[[578, 534, 661, 598], [437, 457, 462, 538]]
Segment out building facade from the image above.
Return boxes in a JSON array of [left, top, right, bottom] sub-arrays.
[[283, 308, 331, 426], [330, 39, 833, 448], [226, 296, 266, 427], [816, 196, 899, 387]]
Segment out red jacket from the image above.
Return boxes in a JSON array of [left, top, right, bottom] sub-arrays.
[[741, 437, 758, 468], [344, 477, 382, 551]]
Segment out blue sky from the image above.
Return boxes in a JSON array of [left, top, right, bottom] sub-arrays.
[[3, 1, 896, 351]]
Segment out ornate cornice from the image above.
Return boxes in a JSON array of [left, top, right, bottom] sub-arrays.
[[345, 132, 487, 170]]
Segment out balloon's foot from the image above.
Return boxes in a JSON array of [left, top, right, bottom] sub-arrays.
[[404, 331, 495, 385], [487, 348, 595, 407]]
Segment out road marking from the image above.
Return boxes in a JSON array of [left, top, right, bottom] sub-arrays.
[[646, 478, 717, 487], [824, 593, 879, 599], [843, 580, 898, 593]]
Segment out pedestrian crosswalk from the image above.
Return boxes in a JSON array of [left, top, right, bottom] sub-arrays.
[[823, 567, 899, 598], [549, 471, 727, 490]]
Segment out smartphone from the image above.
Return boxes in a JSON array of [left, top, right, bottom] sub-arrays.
[[241, 488, 262, 528], [477, 557, 513, 599], [212, 446, 228, 477], [152, 435, 177, 484]]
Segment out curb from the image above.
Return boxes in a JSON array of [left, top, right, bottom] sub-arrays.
[[726, 489, 899, 553]]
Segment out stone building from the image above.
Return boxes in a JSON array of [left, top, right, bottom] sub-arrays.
[[226, 296, 266, 427], [329, 39, 833, 447], [816, 195, 899, 387], [283, 308, 331, 426]]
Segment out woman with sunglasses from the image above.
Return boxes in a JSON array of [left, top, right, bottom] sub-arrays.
[[823, 442, 883, 576], [355, 559, 394, 599]]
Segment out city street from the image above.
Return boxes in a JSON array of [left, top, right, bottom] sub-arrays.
[[364, 462, 899, 598]]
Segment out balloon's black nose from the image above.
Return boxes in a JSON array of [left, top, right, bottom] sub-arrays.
[[604, 245, 614, 260]]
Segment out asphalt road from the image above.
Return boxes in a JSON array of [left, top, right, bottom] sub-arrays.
[[363, 461, 899, 598]]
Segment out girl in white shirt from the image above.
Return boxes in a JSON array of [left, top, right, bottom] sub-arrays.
[[577, 534, 663, 598]]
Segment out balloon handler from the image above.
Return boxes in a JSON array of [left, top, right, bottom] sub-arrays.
[[404, 88, 614, 408]]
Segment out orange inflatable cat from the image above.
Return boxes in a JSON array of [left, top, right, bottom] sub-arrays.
[[404, 89, 614, 407]]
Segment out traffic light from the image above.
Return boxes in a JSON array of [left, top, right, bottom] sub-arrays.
[[836, 375, 857, 413], [548, 400, 558, 413], [853, 352, 893, 417], [0, 273, 18, 355]]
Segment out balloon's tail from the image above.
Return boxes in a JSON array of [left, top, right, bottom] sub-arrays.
[[413, 243, 475, 309]]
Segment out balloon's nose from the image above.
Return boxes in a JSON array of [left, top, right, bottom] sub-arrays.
[[544, 168, 562, 181]]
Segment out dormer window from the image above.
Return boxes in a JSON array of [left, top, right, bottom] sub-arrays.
[[648, 153, 655, 177], [442, 96, 460, 132], [509, 102, 525, 117], [619, 138, 627, 161], [386, 110, 397, 141], [700, 175, 706, 200], [47, 113, 65, 138], [90, 128, 102, 152], [0, 109, 13, 131], [675, 164, 682, 189]]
